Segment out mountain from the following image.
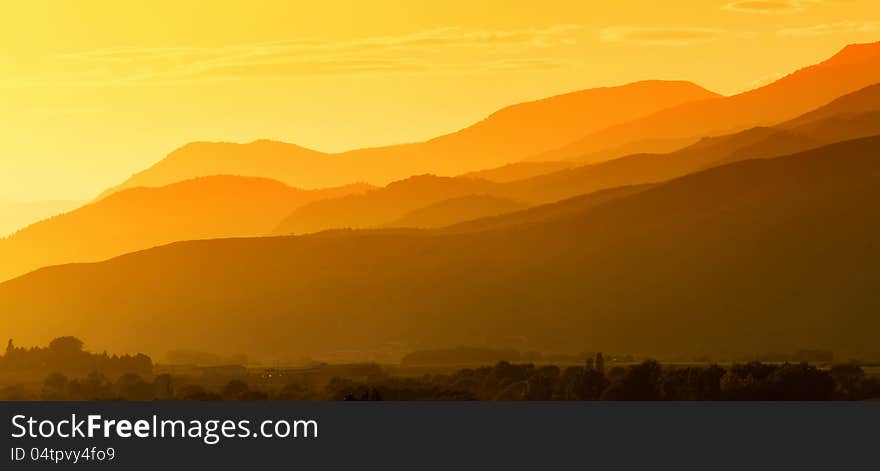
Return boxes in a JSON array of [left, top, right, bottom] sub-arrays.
[[0, 200, 82, 237], [438, 185, 653, 235], [2, 136, 879, 360], [778, 82, 880, 128], [534, 42, 880, 163], [17, 81, 873, 282], [458, 161, 578, 183], [97, 141, 328, 199], [385, 195, 529, 229], [708, 110, 880, 168], [273, 175, 497, 234], [496, 83, 880, 205], [273, 92, 880, 236], [100, 81, 718, 195], [0, 176, 373, 282]]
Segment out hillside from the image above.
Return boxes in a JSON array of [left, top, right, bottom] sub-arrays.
[[780, 81, 880, 128], [273, 175, 497, 234], [272, 95, 880, 236], [385, 195, 529, 229], [458, 161, 577, 183], [2, 137, 879, 360], [496, 83, 880, 205], [0, 176, 372, 281], [100, 81, 718, 195], [534, 42, 880, 163], [0, 200, 82, 238]]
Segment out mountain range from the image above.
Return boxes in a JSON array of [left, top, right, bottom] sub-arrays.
[[0, 177, 372, 281], [2, 137, 878, 360], [534, 41, 880, 163], [6, 77, 880, 281], [273, 81, 880, 235], [3, 41, 880, 362], [98, 81, 717, 197]]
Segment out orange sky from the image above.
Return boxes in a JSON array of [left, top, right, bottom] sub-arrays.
[[1, 0, 878, 201]]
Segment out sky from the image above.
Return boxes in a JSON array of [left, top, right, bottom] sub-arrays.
[[1, 0, 878, 201]]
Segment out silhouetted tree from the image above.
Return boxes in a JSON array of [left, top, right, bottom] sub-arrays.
[[153, 374, 174, 400], [222, 380, 250, 400], [525, 366, 559, 400], [660, 365, 725, 400], [277, 383, 310, 400], [601, 360, 662, 400], [48, 337, 84, 355], [720, 362, 777, 400], [580, 369, 610, 400], [830, 363, 864, 400], [42, 372, 68, 400], [767, 363, 834, 400], [116, 373, 155, 400]]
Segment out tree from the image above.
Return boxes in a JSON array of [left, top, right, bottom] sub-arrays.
[[767, 363, 834, 400], [222, 380, 250, 400], [595, 352, 605, 375], [277, 383, 310, 400], [581, 369, 610, 400], [525, 366, 559, 400], [601, 360, 662, 400], [42, 372, 68, 399], [114, 373, 154, 400], [48, 337, 84, 355], [830, 363, 864, 400], [83, 371, 108, 397], [153, 374, 174, 400]]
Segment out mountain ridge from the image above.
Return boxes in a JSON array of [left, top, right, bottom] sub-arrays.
[[0, 175, 374, 282], [533, 41, 880, 163], [3, 136, 879, 360], [99, 81, 719, 195]]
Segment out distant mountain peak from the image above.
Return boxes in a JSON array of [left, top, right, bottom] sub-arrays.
[[824, 41, 880, 67], [168, 139, 325, 158], [484, 80, 719, 119], [384, 174, 491, 191], [609, 79, 717, 93]]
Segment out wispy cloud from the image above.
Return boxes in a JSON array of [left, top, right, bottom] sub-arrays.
[[601, 27, 743, 46], [44, 26, 580, 85], [777, 20, 880, 37], [722, 0, 809, 15]]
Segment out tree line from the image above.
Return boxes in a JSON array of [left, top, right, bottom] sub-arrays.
[[329, 356, 880, 401], [2, 343, 878, 400]]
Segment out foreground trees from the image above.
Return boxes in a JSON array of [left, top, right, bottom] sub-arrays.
[[1, 338, 878, 401]]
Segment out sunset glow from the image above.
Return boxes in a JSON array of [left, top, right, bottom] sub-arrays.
[[2, 0, 878, 201]]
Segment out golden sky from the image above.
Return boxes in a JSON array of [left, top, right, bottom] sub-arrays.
[[1, 0, 878, 201]]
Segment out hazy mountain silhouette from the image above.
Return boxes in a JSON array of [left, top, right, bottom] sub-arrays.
[[0, 176, 372, 281], [100, 81, 718, 195], [781, 81, 880, 128], [9, 81, 877, 283], [96, 141, 327, 199], [494, 82, 880, 205], [384, 195, 529, 229], [273, 175, 496, 234], [0, 200, 82, 238], [438, 185, 653, 235], [533, 41, 880, 163], [458, 161, 577, 183], [2, 137, 878, 360], [272, 90, 880, 236]]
